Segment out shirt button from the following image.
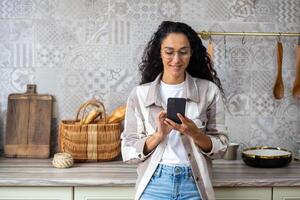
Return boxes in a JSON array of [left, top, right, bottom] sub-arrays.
[[196, 177, 199, 181], [188, 153, 191, 157], [138, 154, 142, 158]]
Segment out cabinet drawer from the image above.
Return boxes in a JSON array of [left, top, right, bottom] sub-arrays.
[[215, 187, 272, 200], [75, 187, 135, 200], [0, 187, 72, 200]]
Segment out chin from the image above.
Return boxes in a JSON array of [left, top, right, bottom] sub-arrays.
[[171, 71, 185, 79]]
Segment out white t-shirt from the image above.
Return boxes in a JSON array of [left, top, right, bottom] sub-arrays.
[[159, 80, 190, 166]]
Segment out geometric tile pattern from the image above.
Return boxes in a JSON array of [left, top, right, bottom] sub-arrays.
[[250, 117, 279, 147], [157, 0, 181, 20], [130, 0, 159, 20], [229, 0, 255, 20], [228, 46, 253, 70], [0, 0, 299, 155], [251, 71, 273, 94], [0, 20, 33, 43], [10, 68, 35, 92], [0, 0, 33, 18], [34, 0, 58, 19], [225, 70, 251, 94], [205, 0, 230, 21], [55, 0, 89, 19], [245, 0, 276, 22], [0, 43, 33, 67], [275, 0, 300, 24], [109, 0, 134, 19], [250, 93, 276, 116], [273, 97, 300, 120], [227, 93, 251, 116], [85, 20, 109, 44], [109, 20, 131, 45], [36, 44, 66, 68], [253, 46, 274, 69], [180, 0, 205, 21]]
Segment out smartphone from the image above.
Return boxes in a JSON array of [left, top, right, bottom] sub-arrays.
[[167, 98, 186, 124]]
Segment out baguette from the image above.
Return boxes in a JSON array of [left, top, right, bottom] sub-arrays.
[[107, 105, 126, 124], [81, 108, 102, 125]]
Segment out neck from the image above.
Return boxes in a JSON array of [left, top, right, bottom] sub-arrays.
[[162, 73, 185, 84]]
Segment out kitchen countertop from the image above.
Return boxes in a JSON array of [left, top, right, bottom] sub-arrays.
[[0, 157, 299, 187]]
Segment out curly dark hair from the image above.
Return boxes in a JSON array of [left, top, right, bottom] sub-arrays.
[[139, 21, 224, 95]]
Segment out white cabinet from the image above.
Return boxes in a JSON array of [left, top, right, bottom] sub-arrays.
[[0, 187, 73, 200], [215, 187, 272, 200], [273, 187, 300, 200], [74, 187, 135, 200], [0, 186, 299, 200], [74, 186, 273, 200]]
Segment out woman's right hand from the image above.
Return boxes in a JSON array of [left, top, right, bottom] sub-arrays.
[[155, 110, 172, 142], [143, 111, 171, 155]]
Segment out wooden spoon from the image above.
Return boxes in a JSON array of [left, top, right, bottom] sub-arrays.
[[207, 39, 213, 61], [292, 44, 300, 99], [273, 41, 284, 99]]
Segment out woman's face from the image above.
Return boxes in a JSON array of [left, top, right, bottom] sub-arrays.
[[160, 32, 191, 83]]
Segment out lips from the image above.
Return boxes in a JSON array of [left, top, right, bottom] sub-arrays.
[[170, 65, 182, 69]]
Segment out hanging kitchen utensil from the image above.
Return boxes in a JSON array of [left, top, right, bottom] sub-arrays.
[[273, 37, 284, 99], [207, 36, 213, 61], [241, 33, 246, 46], [224, 35, 228, 68], [292, 37, 300, 99]]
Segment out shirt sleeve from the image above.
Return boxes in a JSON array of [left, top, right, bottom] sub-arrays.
[[121, 88, 153, 164], [197, 83, 229, 159]]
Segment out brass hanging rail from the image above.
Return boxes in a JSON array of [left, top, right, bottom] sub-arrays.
[[198, 31, 300, 40]]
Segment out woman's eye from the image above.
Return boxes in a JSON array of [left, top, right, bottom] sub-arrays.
[[179, 51, 188, 55], [165, 52, 173, 55]]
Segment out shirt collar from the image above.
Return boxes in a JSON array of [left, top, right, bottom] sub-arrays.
[[145, 72, 199, 107]]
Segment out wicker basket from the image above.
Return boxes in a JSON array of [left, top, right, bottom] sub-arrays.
[[58, 99, 121, 162]]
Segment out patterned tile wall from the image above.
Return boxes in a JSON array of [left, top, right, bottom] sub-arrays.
[[0, 0, 299, 156]]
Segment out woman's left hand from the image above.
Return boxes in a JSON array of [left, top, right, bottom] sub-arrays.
[[164, 113, 200, 138], [165, 113, 212, 152]]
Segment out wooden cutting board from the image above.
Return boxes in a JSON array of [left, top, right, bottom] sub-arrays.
[[4, 84, 53, 158]]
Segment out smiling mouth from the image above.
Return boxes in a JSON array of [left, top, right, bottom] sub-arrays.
[[170, 65, 182, 68]]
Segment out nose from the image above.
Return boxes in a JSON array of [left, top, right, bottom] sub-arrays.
[[171, 52, 181, 63]]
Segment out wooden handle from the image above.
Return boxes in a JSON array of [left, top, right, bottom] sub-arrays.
[[75, 99, 107, 123], [26, 84, 37, 94], [273, 41, 284, 99], [292, 45, 300, 99], [207, 39, 213, 61]]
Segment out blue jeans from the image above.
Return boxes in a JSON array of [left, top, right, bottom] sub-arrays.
[[140, 164, 202, 200]]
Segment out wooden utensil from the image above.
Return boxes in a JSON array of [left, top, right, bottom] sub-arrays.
[[292, 42, 300, 99], [207, 38, 213, 61], [4, 84, 53, 158], [273, 41, 284, 99]]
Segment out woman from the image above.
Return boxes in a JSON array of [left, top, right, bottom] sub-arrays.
[[121, 21, 228, 200]]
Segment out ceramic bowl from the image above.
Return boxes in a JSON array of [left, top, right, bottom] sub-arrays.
[[242, 146, 292, 168]]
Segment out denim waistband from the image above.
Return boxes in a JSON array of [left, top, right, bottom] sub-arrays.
[[154, 164, 193, 178]]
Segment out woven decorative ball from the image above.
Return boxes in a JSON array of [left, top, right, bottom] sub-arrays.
[[52, 153, 74, 168]]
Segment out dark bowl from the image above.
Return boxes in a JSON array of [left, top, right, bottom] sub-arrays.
[[242, 146, 292, 168]]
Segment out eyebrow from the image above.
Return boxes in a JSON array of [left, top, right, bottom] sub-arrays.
[[162, 46, 190, 50]]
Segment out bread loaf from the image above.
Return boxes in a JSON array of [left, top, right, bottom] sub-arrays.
[[81, 108, 102, 124], [107, 105, 126, 123]]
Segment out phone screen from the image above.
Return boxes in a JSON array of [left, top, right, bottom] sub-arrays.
[[167, 98, 186, 124]]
